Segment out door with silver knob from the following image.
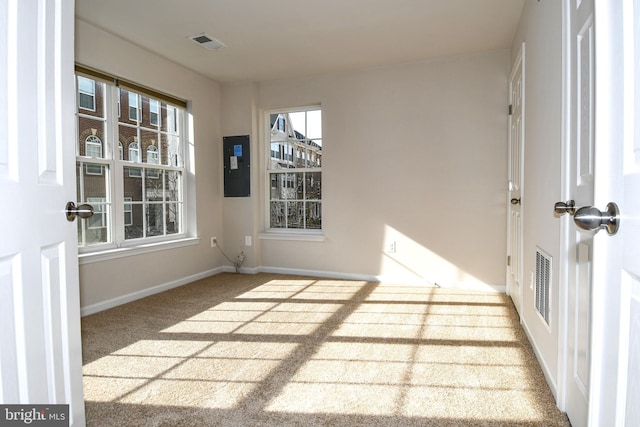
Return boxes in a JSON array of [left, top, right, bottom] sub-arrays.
[[0, 1, 86, 423]]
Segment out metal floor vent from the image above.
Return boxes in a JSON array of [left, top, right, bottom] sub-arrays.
[[535, 248, 552, 326]]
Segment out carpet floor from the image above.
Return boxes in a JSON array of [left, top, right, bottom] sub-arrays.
[[81, 273, 571, 426]]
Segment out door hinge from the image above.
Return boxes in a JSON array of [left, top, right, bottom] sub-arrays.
[[508, 104, 513, 115], [507, 255, 511, 266]]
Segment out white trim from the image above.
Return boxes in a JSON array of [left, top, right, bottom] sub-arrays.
[[258, 231, 325, 242], [79, 237, 199, 264], [522, 315, 560, 401], [80, 266, 224, 316], [232, 265, 506, 292], [81, 264, 507, 318]]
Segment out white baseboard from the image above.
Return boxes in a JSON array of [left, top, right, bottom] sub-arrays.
[[80, 267, 225, 316], [82, 265, 506, 316], [240, 265, 506, 292], [521, 316, 559, 401]]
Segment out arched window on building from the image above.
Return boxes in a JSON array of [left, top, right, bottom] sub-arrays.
[[85, 135, 103, 175], [147, 145, 160, 178], [129, 142, 141, 177]]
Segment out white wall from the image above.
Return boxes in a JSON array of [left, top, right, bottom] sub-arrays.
[[75, 21, 225, 311], [222, 51, 510, 289], [511, 0, 563, 395]]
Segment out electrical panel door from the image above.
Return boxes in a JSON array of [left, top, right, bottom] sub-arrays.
[[223, 135, 250, 197]]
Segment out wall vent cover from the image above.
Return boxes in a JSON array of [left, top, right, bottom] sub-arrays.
[[535, 248, 552, 326], [188, 33, 225, 51]]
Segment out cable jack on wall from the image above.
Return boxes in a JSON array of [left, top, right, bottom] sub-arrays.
[[212, 237, 245, 273]]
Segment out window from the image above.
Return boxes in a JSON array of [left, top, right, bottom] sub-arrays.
[[150, 99, 160, 126], [129, 92, 140, 122], [267, 107, 322, 231], [128, 142, 141, 177], [124, 197, 133, 226], [76, 74, 186, 250], [147, 145, 159, 178], [84, 135, 103, 175], [78, 76, 95, 111]]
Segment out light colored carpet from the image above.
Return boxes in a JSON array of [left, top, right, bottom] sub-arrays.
[[81, 273, 571, 426]]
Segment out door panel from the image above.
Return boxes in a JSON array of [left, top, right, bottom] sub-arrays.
[[0, 0, 85, 424]]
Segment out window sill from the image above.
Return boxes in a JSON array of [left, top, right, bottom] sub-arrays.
[[78, 237, 200, 265], [258, 231, 325, 242]]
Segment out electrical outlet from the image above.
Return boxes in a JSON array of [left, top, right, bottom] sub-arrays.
[[211, 237, 217, 247], [245, 236, 252, 247], [386, 241, 396, 253]]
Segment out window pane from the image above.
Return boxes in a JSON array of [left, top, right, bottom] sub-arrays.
[[165, 171, 182, 201], [145, 171, 164, 200], [306, 110, 322, 139], [124, 166, 143, 201], [270, 201, 286, 228], [77, 117, 105, 156], [125, 204, 143, 239], [146, 204, 163, 237], [305, 172, 321, 200], [270, 173, 287, 200], [306, 202, 322, 229], [288, 112, 306, 137], [166, 203, 181, 235], [162, 133, 181, 167], [140, 129, 158, 162], [287, 201, 304, 229], [293, 172, 304, 199], [76, 162, 110, 246]]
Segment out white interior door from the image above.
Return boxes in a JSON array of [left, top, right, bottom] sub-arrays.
[[561, 0, 640, 426], [0, 1, 85, 425], [588, 1, 640, 425], [560, 0, 595, 425], [507, 42, 525, 315]]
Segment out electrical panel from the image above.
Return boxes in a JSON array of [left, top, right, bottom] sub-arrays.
[[223, 135, 250, 197]]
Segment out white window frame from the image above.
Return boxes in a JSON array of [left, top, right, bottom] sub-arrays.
[[75, 74, 193, 257], [262, 106, 323, 238]]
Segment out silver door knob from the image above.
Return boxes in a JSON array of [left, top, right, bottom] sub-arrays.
[[65, 201, 94, 222], [554, 200, 576, 216], [573, 202, 620, 235]]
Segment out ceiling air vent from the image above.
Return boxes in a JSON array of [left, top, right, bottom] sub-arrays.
[[188, 33, 225, 51]]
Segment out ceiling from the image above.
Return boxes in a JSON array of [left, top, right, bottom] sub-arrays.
[[75, 0, 525, 84]]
